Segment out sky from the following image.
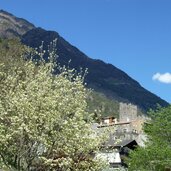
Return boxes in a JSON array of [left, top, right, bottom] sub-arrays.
[[1, 0, 171, 103]]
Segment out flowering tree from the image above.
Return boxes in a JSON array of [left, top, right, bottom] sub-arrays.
[[0, 40, 106, 171]]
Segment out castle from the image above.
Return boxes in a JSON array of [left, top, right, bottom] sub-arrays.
[[95, 102, 147, 168], [99, 102, 147, 146]]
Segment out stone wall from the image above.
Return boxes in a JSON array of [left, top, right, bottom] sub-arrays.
[[119, 102, 138, 122]]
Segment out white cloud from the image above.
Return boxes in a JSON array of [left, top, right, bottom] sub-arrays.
[[152, 72, 171, 84]]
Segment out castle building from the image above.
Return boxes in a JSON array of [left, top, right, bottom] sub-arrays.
[[95, 102, 147, 168]]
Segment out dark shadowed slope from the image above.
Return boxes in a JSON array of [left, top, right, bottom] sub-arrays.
[[21, 28, 169, 112]]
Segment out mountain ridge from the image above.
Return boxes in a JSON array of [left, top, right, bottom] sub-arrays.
[[0, 10, 35, 39]]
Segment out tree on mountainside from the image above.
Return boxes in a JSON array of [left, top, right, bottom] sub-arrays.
[[0, 39, 107, 171], [126, 106, 171, 171]]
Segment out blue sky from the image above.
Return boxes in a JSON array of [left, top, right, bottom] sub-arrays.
[[1, 0, 171, 103]]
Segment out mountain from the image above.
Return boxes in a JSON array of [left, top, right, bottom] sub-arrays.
[[0, 10, 169, 115]]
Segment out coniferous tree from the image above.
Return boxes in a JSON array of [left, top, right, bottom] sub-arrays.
[[127, 106, 171, 171]]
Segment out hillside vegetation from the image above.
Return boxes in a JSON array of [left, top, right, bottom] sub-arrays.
[[0, 39, 120, 118]]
